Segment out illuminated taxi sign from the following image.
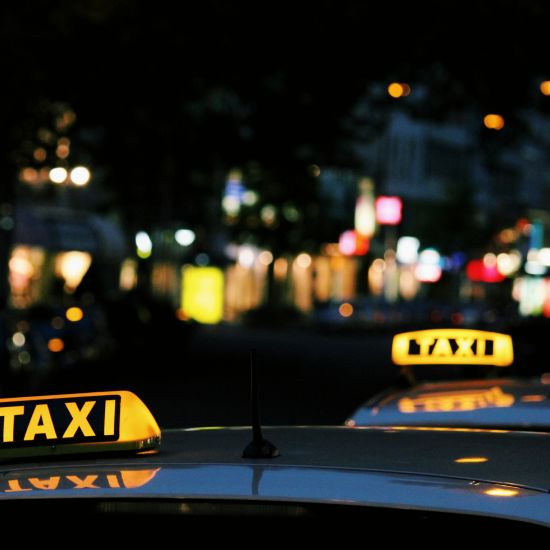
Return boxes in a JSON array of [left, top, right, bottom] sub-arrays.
[[392, 329, 514, 367], [398, 387, 515, 414], [0, 391, 161, 459]]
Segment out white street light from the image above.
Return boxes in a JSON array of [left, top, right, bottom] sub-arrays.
[[175, 229, 196, 246], [70, 166, 91, 186], [49, 167, 68, 184]]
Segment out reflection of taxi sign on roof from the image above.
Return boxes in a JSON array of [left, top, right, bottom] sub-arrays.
[[398, 386, 515, 414], [0, 391, 161, 460], [1, 468, 161, 493], [391, 329, 514, 367]]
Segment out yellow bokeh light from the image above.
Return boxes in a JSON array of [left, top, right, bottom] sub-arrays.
[[339, 302, 354, 318], [388, 82, 404, 98], [258, 250, 274, 266], [48, 338, 65, 353], [296, 253, 312, 269], [66, 307, 84, 322], [274, 258, 288, 280], [454, 457, 489, 464], [484, 488, 519, 498], [55, 251, 92, 292], [483, 114, 505, 130], [181, 266, 224, 324], [19, 167, 38, 184], [540, 81, 550, 96], [33, 147, 47, 162]]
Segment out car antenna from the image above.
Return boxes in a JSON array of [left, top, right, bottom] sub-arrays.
[[242, 349, 280, 459]]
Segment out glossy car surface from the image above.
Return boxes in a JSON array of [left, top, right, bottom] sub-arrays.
[[2, 425, 550, 529], [347, 377, 550, 431]]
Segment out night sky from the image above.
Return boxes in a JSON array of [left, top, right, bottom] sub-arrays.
[[1, 1, 550, 233]]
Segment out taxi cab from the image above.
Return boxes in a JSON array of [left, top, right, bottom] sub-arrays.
[[1, 382, 550, 532], [346, 328, 550, 431]]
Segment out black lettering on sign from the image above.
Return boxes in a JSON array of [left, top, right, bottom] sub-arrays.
[[0, 395, 120, 448], [408, 337, 495, 358]]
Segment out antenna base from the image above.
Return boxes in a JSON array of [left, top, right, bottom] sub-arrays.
[[242, 438, 280, 459]]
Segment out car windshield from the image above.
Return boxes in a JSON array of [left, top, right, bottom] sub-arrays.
[[1, 2, 550, 435]]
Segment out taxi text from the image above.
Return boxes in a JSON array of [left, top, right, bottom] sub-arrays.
[[0, 396, 120, 447]]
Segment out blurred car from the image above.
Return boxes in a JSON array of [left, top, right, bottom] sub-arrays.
[[1, 388, 550, 533], [346, 327, 550, 431]]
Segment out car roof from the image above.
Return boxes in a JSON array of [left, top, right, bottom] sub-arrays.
[[349, 377, 550, 431], [3, 425, 550, 527]]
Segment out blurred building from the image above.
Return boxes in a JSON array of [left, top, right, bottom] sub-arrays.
[[353, 107, 550, 221]]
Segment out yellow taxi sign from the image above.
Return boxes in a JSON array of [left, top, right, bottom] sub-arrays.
[[0, 391, 161, 460], [392, 329, 514, 367]]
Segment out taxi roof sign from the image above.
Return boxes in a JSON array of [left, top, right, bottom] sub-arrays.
[[0, 391, 161, 460], [392, 329, 514, 367]]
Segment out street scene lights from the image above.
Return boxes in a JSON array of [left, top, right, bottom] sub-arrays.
[[48, 165, 91, 186]]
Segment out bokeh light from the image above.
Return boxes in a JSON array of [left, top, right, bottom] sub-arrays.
[[483, 114, 505, 130]]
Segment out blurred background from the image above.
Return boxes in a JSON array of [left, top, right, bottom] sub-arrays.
[[1, 1, 550, 427]]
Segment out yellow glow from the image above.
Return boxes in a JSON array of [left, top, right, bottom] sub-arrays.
[[388, 82, 404, 98], [9, 256, 33, 279], [175, 308, 189, 321], [372, 258, 386, 272], [496, 252, 521, 276], [56, 144, 70, 159], [540, 81, 550, 96], [181, 266, 224, 324], [136, 248, 152, 260], [483, 114, 505, 130], [19, 167, 38, 184], [55, 251, 92, 292], [399, 387, 514, 413], [308, 164, 321, 177], [484, 488, 519, 498], [49, 167, 68, 184], [521, 394, 546, 403], [483, 252, 497, 268], [454, 457, 489, 464], [274, 258, 288, 280], [66, 307, 84, 322], [47, 338, 64, 353], [0, 469, 159, 493], [323, 243, 340, 256], [296, 253, 312, 269], [368, 260, 385, 296], [33, 147, 47, 162], [387, 426, 509, 434], [355, 191, 376, 238], [258, 250, 274, 266], [119, 259, 138, 290], [12, 332, 25, 347], [339, 302, 354, 318], [400, 268, 420, 300], [0, 391, 160, 459], [392, 329, 514, 366], [120, 468, 161, 488]]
